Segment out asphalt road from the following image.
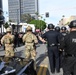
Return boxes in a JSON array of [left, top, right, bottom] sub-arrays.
[[0, 44, 63, 75]]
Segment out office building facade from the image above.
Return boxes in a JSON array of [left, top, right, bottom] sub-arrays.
[[8, 0, 39, 22], [0, 0, 2, 9]]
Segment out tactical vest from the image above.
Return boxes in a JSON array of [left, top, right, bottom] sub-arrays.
[[25, 33, 34, 43], [4, 35, 12, 44]]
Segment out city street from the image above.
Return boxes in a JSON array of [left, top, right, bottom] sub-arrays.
[[0, 44, 63, 75]]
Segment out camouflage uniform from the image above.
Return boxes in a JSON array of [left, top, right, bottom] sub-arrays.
[[23, 26, 38, 69], [1, 27, 14, 62]]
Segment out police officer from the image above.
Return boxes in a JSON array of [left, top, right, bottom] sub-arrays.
[[55, 26, 60, 32], [14, 32, 19, 47], [55, 26, 64, 68], [60, 20, 76, 75], [39, 23, 60, 73], [1, 27, 15, 63], [60, 26, 68, 66], [60, 26, 67, 37], [23, 26, 38, 70]]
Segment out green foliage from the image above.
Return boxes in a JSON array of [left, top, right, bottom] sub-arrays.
[[29, 20, 46, 30], [9, 19, 12, 22], [4, 22, 9, 29], [21, 14, 34, 23], [35, 12, 39, 15]]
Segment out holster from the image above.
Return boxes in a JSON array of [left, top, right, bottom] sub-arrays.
[[62, 51, 66, 57]]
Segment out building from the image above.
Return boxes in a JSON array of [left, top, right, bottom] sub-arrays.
[[8, 0, 20, 23], [58, 16, 76, 27], [68, 16, 76, 22], [23, 0, 39, 18], [8, 0, 39, 23], [0, 0, 2, 9]]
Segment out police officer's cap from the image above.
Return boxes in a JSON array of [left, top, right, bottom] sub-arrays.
[[48, 23, 54, 29], [61, 26, 66, 30], [69, 20, 76, 28], [26, 26, 32, 31], [6, 27, 11, 32], [55, 26, 60, 32]]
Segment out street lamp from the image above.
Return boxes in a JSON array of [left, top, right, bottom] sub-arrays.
[[40, 14, 45, 31], [16, 0, 20, 33]]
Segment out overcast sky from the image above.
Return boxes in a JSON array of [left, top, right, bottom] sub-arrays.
[[2, 0, 76, 25]]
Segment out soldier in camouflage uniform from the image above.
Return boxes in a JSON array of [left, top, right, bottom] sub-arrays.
[[23, 26, 38, 70], [1, 27, 15, 63]]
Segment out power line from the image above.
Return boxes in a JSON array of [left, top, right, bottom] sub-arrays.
[[49, 7, 76, 12]]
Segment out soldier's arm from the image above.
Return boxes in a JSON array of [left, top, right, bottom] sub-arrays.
[[22, 34, 26, 42], [1, 36, 5, 45]]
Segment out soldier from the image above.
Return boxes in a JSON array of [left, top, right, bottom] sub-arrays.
[[1, 27, 15, 63], [23, 26, 38, 70], [38, 23, 60, 73], [60, 20, 76, 75]]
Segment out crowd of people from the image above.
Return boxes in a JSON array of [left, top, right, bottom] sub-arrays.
[[0, 20, 76, 75], [38, 20, 76, 75]]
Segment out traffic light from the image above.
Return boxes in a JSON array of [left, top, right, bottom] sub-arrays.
[[45, 12, 49, 17]]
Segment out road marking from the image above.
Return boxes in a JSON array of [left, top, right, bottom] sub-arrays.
[[37, 67, 43, 75], [42, 67, 47, 75], [37, 65, 48, 75], [40, 65, 48, 68]]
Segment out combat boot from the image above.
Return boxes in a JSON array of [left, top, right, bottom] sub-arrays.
[[23, 58, 30, 65], [3, 57, 10, 65]]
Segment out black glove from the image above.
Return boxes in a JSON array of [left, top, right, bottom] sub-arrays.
[[62, 50, 66, 56]]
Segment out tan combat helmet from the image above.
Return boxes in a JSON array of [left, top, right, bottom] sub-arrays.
[[26, 26, 32, 31], [6, 27, 11, 32]]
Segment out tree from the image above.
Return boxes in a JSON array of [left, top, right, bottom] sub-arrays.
[[21, 14, 34, 23], [9, 19, 12, 22], [29, 20, 46, 30], [4, 22, 9, 29]]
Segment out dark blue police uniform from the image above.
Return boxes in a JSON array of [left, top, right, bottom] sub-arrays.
[[41, 24, 60, 73], [60, 20, 76, 75]]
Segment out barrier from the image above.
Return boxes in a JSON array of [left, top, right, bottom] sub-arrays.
[[0, 56, 37, 75]]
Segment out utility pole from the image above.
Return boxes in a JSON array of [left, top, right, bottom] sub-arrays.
[[17, 9, 19, 33], [16, 0, 20, 33]]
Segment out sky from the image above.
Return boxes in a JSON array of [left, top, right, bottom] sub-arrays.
[[2, 0, 76, 25]]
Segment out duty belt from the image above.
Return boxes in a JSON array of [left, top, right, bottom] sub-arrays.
[[66, 54, 76, 57], [50, 44, 57, 47]]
